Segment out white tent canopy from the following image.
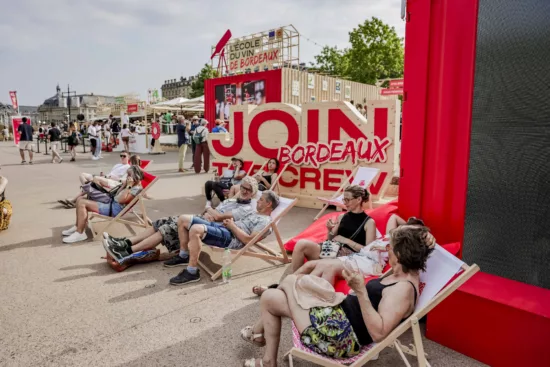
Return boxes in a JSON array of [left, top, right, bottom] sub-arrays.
[[154, 97, 189, 106]]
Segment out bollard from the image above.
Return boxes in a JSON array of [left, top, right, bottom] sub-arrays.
[[43, 138, 49, 155]]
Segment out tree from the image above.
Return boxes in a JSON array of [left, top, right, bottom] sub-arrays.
[[190, 64, 217, 98], [311, 17, 404, 84], [311, 46, 349, 76]]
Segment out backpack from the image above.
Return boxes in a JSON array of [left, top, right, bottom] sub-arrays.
[[193, 125, 207, 144], [0, 194, 12, 231]]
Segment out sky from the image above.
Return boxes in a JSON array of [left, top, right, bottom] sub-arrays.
[[0, 0, 404, 106]]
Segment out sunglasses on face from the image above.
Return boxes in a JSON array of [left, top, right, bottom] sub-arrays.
[[120, 155, 127, 158], [241, 185, 252, 193]]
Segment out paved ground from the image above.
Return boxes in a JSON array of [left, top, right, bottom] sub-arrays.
[[0, 142, 485, 367]]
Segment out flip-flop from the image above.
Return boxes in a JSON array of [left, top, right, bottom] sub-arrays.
[[243, 359, 263, 367], [240, 326, 266, 347]]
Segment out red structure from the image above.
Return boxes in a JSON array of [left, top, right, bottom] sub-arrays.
[[399, 1, 550, 366]]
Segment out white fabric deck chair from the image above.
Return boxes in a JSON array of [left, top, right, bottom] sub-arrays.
[[286, 245, 480, 367], [88, 172, 159, 240], [315, 166, 380, 220], [199, 194, 297, 281]]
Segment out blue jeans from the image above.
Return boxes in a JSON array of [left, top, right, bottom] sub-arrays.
[[97, 201, 124, 217], [190, 216, 233, 248]]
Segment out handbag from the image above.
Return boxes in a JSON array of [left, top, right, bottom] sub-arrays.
[[319, 215, 371, 259], [81, 182, 121, 204]]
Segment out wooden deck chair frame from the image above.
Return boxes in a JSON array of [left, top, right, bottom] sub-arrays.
[[314, 166, 381, 220], [285, 259, 480, 367], [88, 176, 159, 240], [198, 196, 297, 281]]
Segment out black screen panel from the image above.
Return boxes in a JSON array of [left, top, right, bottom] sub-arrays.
[[464, 0, 550, 289]]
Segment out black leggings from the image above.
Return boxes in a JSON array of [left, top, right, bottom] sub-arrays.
[[205, 180, 227, 201]]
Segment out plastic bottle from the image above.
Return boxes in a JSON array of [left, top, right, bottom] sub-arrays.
[[222, 248, 232, 283]]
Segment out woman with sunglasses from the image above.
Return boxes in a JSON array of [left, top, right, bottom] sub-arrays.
[[252, 185, 376, 296], [62, 165, 144, 243]]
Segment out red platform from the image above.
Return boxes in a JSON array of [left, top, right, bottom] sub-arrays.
[[427, 272, 550, 366]]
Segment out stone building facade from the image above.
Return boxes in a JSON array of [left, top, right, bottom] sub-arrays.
[[161, 76, 195, 100]]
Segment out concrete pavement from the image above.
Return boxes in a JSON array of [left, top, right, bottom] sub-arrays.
[[0, 142, 485, 367]]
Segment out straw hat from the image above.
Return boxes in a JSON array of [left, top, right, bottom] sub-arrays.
[[192, 115, 199, 120], [293, 274, 346, 310]]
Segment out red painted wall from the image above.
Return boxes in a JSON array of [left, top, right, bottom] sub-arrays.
[[399, 0, 479, 250], [204, 69, 283, 130]]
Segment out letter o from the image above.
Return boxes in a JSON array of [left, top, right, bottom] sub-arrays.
[[249, 110, 300, 159]]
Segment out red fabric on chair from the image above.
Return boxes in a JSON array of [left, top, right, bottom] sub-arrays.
[[140, 160, 151, 170], [283, 201, 400, 252], [141, 171, 156, 189]]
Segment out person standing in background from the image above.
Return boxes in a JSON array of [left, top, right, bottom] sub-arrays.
[[96, 121, 103, 158], [212, 119, 228, 133], [2, 126, 9, 141], [104, 122, 111, 148], [67, 123, 78, 162], [176, 116, 190, 173], [87, 121, 99, 160], [110, 116, 120, 147], [188, 116, 199, 170], [193, 119, 210, 174], [48, 122, 63, 163], [120, 124, 131, 152], [17, 117, 34, 164]]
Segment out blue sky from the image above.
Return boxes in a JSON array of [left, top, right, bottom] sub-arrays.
[[0, 0, 404, 106]]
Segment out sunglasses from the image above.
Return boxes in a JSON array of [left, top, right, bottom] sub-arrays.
[[120, 154, 127, 158], [240, 185, 252, 193]]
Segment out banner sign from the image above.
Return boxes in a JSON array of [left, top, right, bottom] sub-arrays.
[[11, 116, 23, 146], [9, 91, 18, 110], [127, 103, 138, 113], [381, 88, 403, 96], [208, 100, 401, 208], [228, 37, 279, 72], [389, 79, 404, 88]]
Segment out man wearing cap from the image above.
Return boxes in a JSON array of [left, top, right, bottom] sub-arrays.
[[212, 119, 228, 133], [205, 157, 246, 208], [168, 190, 280, 285], [193, 118, 210, 173], [188, 116, 200, 170]]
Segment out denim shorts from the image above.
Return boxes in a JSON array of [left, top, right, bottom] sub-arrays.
[[97, 201, 124, 217], [190, 216, 233, 248]]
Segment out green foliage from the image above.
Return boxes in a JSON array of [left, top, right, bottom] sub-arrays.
[[190, 64, 217, 98], [311, 17, 404, 85]]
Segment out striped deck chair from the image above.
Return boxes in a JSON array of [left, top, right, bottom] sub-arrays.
[[286, 245, 479, 367], [199, 194, 297, 281], [88, 171, 159, 240]]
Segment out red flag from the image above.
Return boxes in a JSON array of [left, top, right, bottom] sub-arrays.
[[211, 30, 232, 59], [9, 91, 18, 110]]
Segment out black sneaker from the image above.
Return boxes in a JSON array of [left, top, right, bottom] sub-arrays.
[[103, 232, 127, 246], [170, 269, 200, 286], [102, 237, 130, 262], [163, 255, 190, 267]]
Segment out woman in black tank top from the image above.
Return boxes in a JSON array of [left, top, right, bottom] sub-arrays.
[[240, 225, 435, 365]]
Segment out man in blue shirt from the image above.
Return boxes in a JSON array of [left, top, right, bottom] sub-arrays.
[[176, 116, 190, 172], [212, 119, 228, 133], [17, 117, 34, 164]]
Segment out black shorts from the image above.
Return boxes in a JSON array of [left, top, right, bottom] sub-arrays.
[[90, 138, 97, 148]]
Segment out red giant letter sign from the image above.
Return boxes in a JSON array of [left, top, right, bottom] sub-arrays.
[[208, 101, 400, 209]]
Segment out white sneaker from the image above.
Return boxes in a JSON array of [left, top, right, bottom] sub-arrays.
[[92, 156, 100, 161], [62, 225, 77, 236], [63, 231, 88, 244], [205, 201, 212, 209]]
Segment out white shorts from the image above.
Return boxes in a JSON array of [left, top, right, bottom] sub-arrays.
[[19, 141, 34, 151]]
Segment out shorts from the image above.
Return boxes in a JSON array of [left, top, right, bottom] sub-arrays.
[[90, 138, 97, 148], [19, 141, 34, 151], [301, 305, 362, 359], [122, 137, 130, 143], [190, 216, 233, 248], [152, 216, 180, 252], [97, 201, 124, 217]]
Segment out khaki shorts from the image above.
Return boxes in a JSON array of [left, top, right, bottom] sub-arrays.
[[19, 141, 34, 151]]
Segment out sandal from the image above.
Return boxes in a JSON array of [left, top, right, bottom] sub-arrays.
[[243, 358, 262, 367], [252, 283, 279, 297], [240, 326, 266, 347]]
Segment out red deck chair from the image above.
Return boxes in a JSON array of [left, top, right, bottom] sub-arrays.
[[140, 159, 152, 170], [88, 171, 159, 240]]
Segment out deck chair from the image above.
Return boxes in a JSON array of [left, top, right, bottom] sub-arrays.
[[314, 166, 380, 220], [220, 160, 256, 197], [286, 245, 480, 367], [198, 194, 297, 281], [140, 159, 152, 170], [88, 171, 159, 240], [252, 161, 290, 194]]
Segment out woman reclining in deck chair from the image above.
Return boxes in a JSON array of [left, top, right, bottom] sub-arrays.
[[252, 185, 376, 296], [61, 165, 144, 244], [229, 157, 280, 197], [240, 225, 436, 367]]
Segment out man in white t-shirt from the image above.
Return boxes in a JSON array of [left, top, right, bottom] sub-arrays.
[[96, 122, 103, 158], [59, 151, 132, 207], [87, 122, 99, 160]]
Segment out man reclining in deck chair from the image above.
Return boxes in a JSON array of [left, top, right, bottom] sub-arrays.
[[62, 165, 144, 244], [167, 190, 280, 286], [239, 225, 436, 367], [102, 176, 259, 265]]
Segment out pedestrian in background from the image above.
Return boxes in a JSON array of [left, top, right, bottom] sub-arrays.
[[67, 123, 78, 161], [48, 122, 63, 163], [176, 116, 190, 172], [193, 119, 210, 174]]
